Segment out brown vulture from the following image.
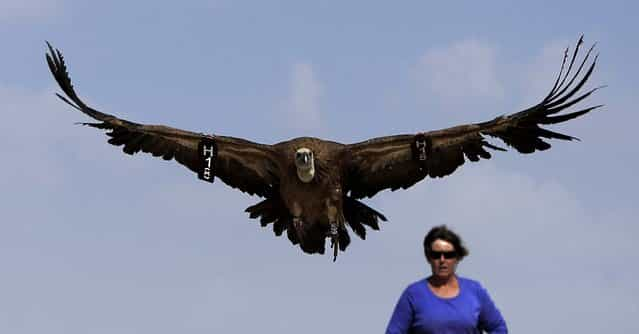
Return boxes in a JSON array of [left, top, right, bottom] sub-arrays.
[[46, 36, 602, 261]]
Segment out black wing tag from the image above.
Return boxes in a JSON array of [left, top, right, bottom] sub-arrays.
[[198, 137, 217, 183], [412, 134, 432, 161]]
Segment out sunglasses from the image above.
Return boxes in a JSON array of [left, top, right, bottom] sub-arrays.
[[428, 250, 458, 260]]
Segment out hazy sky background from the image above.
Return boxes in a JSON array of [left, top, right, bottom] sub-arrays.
[[1, 1, 637, 333]]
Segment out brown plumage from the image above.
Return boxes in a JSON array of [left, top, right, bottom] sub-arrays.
[[46, 36, 602, 260]]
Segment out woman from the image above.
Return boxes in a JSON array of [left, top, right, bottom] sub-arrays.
[[386, 225, 507, 334]]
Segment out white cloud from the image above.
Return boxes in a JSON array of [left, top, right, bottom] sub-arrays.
[[0, 0, 61, 23], [283, 62, 322, 132], [416, 40, 504, 100]]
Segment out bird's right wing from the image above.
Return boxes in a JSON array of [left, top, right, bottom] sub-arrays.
[[47, 43, 280, 197], [345, 36, 601, 199]]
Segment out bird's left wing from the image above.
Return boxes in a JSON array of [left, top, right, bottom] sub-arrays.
[[47, 43, 279, 197], [345, 36, 602, 199]]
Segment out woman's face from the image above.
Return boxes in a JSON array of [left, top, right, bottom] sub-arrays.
[[427, 238, 459, 279]]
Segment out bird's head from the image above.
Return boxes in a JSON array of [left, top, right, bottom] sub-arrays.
[[295, 147, 315, 183], [295, 148, 313, 168]]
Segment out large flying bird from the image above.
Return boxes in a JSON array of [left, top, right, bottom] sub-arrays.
[[47, 37, 601, 260]]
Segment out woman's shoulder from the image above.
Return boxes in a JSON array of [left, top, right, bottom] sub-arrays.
[[457, 276, 486, 291], [403, 278, 429, 295], [406, 278, 427, 289]]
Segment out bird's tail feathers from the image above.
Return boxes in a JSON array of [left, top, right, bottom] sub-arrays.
[[343, 197, 387, 241]]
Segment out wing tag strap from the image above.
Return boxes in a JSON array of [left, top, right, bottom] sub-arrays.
[[198, 136, 218, 183]]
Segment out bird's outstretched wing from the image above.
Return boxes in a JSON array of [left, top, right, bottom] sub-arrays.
[[47, 43, 279, 197], [346, 36, 602, 199]]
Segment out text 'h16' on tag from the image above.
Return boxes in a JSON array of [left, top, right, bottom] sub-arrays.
[[198, 137, 217, 183]]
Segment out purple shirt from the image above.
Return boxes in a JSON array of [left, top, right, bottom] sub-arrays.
[[386, 276, 507, 334]]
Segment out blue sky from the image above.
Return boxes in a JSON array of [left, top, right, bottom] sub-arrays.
[[1, 1, 637, 333]]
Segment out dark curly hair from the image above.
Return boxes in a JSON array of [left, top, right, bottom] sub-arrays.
[[423, 225, 469, 260]]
